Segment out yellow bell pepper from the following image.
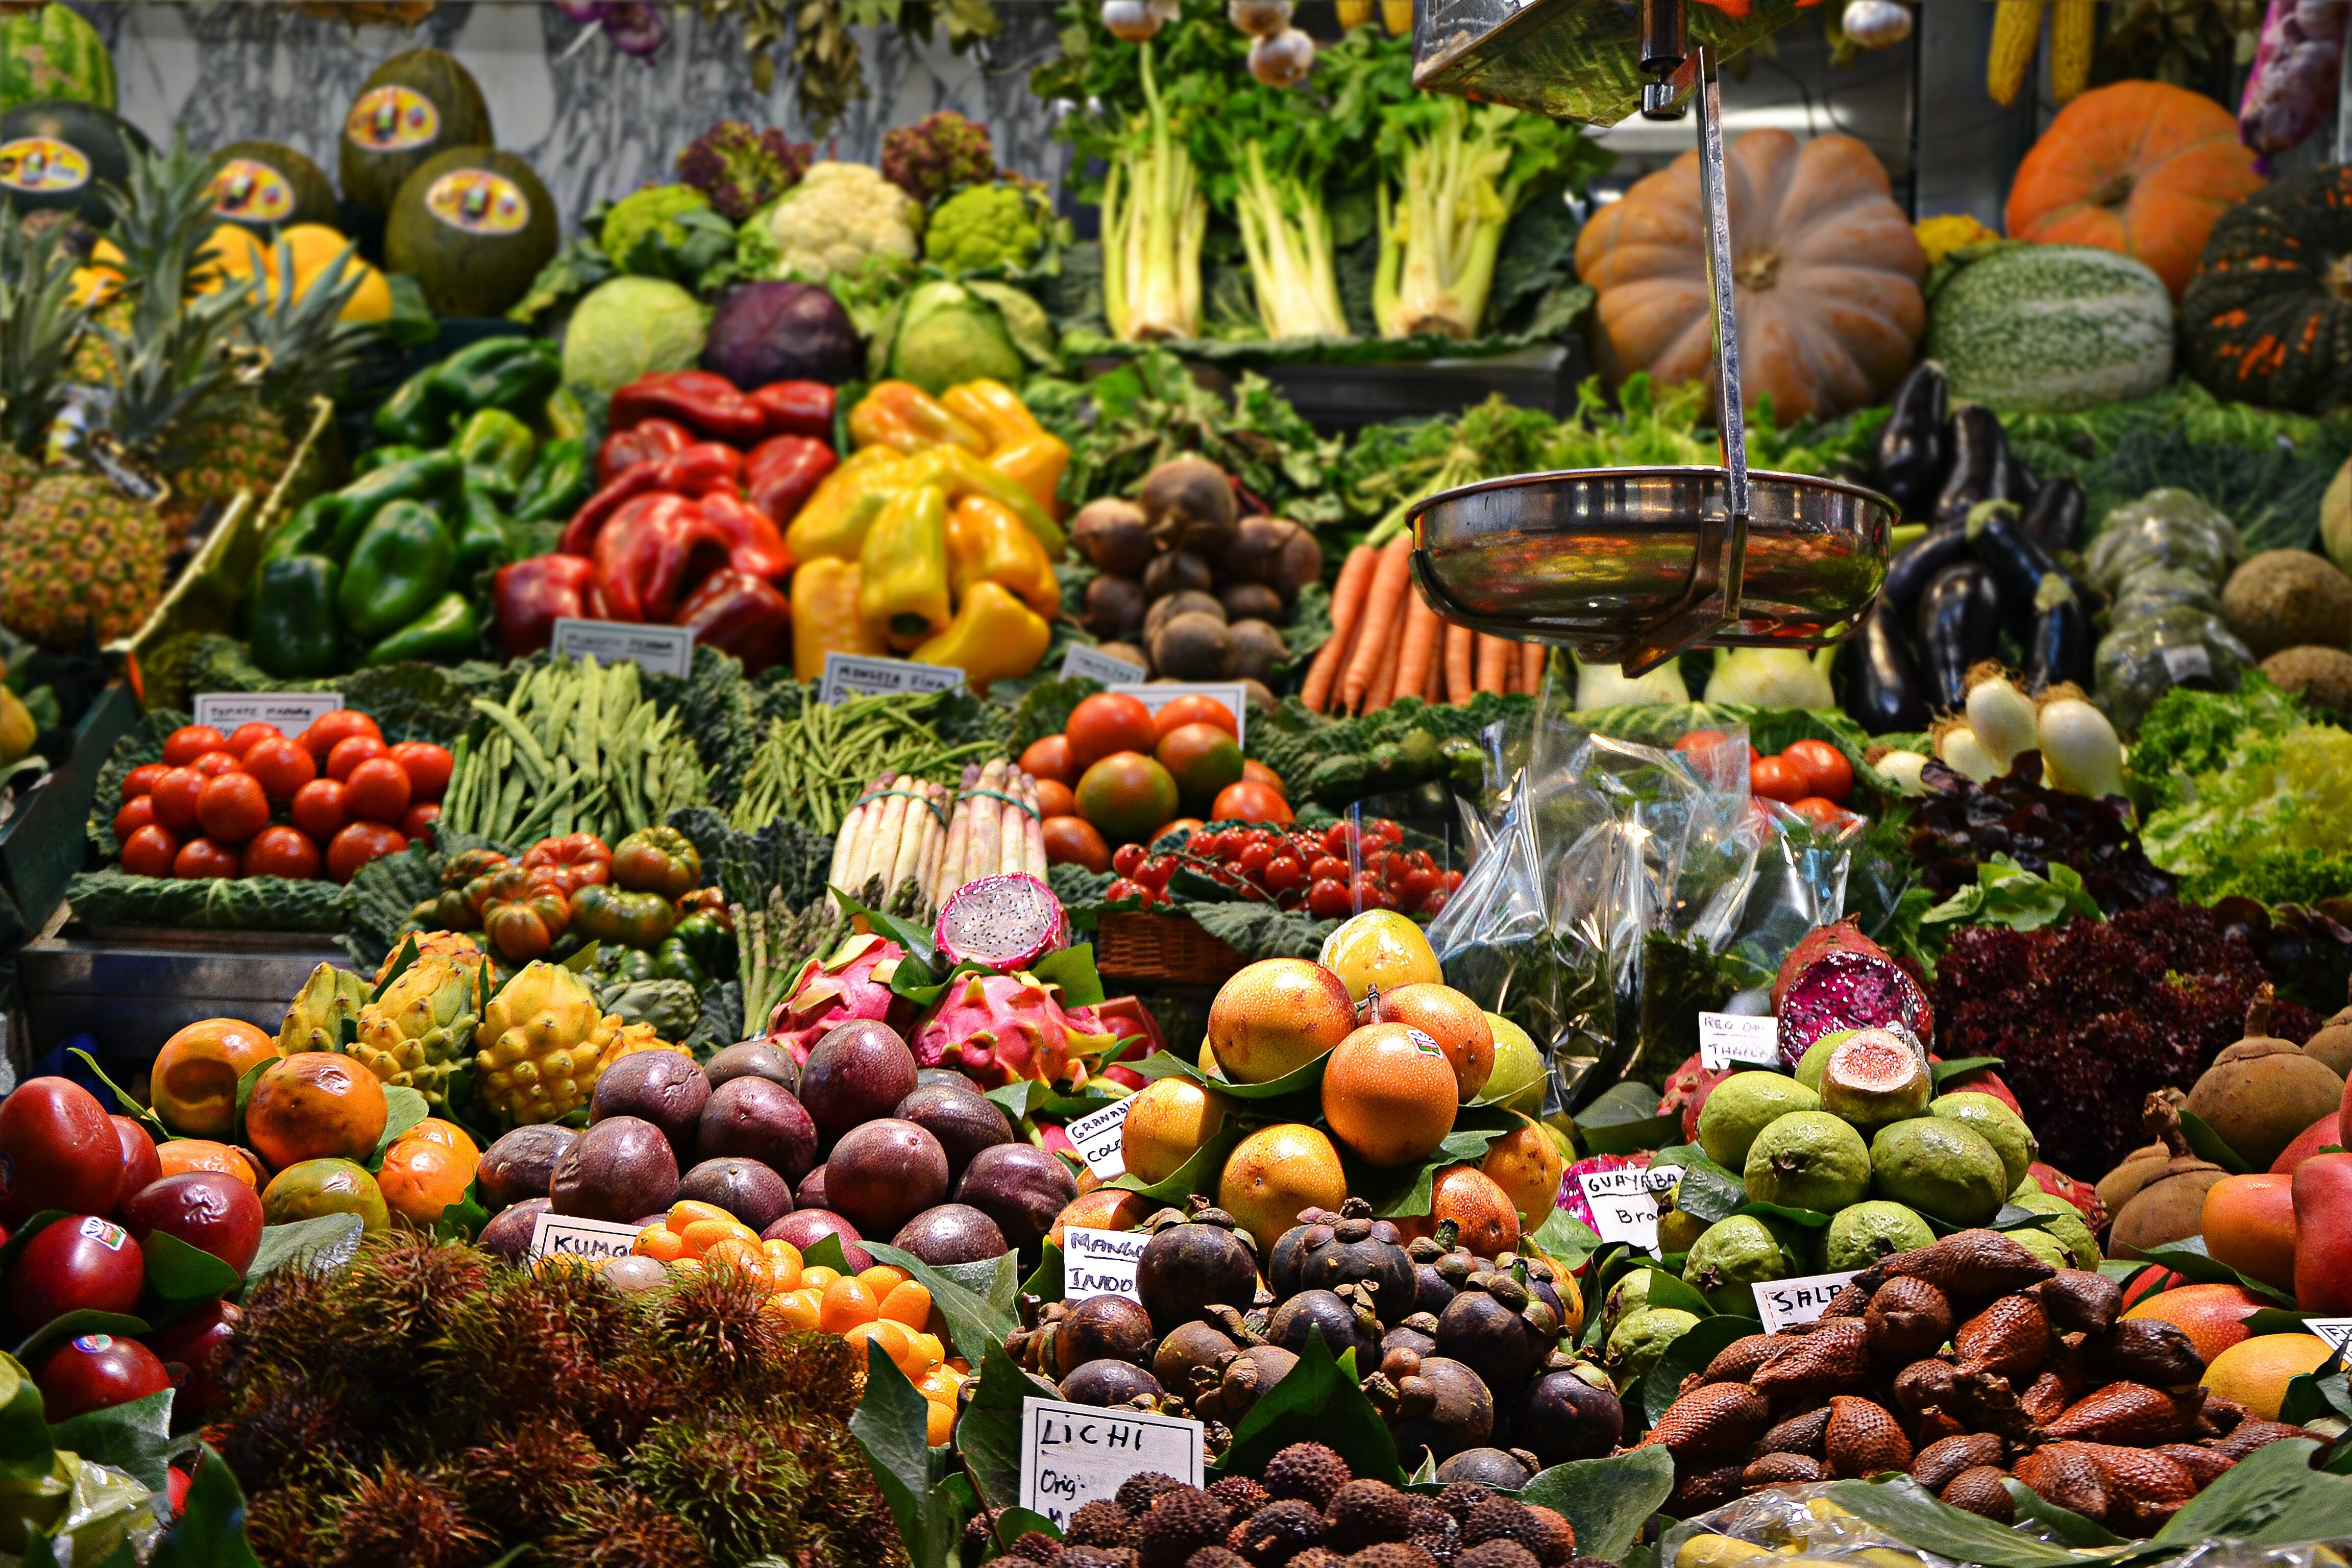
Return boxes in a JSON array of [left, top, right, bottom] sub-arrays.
[[913, 580, 1050, 693], [942, 379, 1044, 449], [790, 557, 886, 680], [899, 444, 1066, 558], [985, 433, 1071, 521], [784, 446, 903, 562], [848, 381, 989, 456], [859, 484, 954, 650], [947, 494, 1061, 620]]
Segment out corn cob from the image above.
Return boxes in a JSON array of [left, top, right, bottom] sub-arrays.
[[2049, 0, 2094, 102], [1988, 0, 2047, 107]]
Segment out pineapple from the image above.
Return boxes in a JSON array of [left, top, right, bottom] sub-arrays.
[[0, 216, 88, 520], [64, 135, 220, 389]]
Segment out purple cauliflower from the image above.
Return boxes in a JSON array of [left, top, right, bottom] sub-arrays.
[[675, 120, 812, 224], [880, 110, 996, 204]]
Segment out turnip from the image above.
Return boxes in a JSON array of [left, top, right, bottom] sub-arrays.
[[2035, 689, 2125, 800]]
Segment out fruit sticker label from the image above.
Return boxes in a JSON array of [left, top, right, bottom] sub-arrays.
[[1060, 644, 1148, 685], [208, 158, 296, 223], [78, 1217, 129, 1251], [0, 137, 89, 193], [1574, 1165, 1683, 1255], [1019, 1396, 1204, 1529], [347, 85, 439, 151], [2306, 1318, 2352, 1358], [820, 652, 965, 704], [1697, 1012, 1781, 1072], [527, 1212, 646, 1264], [193, 692, 344, 736], [1064, 1096, 1135, 1181], [74, 1335, 114, 1353], [1752, 1270, 1861, 1333], [424, 169, 532, 236], [1405, 1027, 1444, 1057], [1062, 1227, 1147, 1303]]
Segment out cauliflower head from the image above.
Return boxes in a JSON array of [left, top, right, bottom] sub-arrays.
[[923, 183, 1044, 275], [601, 183, 711, 267], [758, 162, 921, 283]]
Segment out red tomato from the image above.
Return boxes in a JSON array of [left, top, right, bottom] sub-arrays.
[[325, 736, 387, 782], [241, 825, 321, 881], [342, 758, 412, 824], [1211, 780, 1292, 823], [1111, 843, 1146, 878], [1018, 734, 1076, 787], [1264, 853, 1305, 892], [225, 723, 281, 758], [1035, 778, 1077, 818], [112, 796, 156, 844], [1064, 694, 1159, 771], [190, 750, 242, 778], [398, 802, 440, 841], [241, 738, 315, 801], [120, 823, 178, 877], [161, 726, 228, 767], [1240, 759, 1286, 799], [121, 763, 166, 802], [1750, 755, 1808, 804], [1672, 729, 1728, 753], [149, 768, 204, 831], [296, 709, 382, 762], [1041, 815, 1112, 872], [195, 771, 270, 844], [1780, 739, 1854, 805], [387, 742, 453, 803], [1307, 877, 1353, 919], [173, 837, 240, 879], [1789, 796, 1851, 828], [326, 821, 407, 884], [290, 778, 349, 842], [1153, 694, 1239, 742]]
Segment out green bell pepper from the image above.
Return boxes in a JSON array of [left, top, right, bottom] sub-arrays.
[[249, 554, 342, 677], [511, 437, 589, 523], [650, 935, 709, 989], [671, 909, 737, 977], [362, 591, 479, 666], [353, 444, 428, 478], [372, 366, 460, 449], [265, 493, 339, 562], [443, 337, 560, 415], [454, 407, 536, 497], [338, 499, 452, 640], [545, 386, 590, 443], [456, 484, 511, 572], [324, 450, 463, 560]]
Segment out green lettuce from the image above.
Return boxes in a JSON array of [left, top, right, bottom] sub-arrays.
[[2144, 720, 2352, 897]]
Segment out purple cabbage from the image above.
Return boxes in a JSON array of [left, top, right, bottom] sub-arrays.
[[701, 281, 860, 389]]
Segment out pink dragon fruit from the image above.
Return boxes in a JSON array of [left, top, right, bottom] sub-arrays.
[[1931, 1056, 2022, 1117], [1658, 1052, 1735, 1143], [1066, 994, 1167, 1090], [934, 873, 1067, 972], [2027, 1161, 2108, 1230], [1556, 1150, 1653, 1234], [767, 933, 910, 1063], [910, 970, 1116, 1086], [1774, 920, 1933, 1070]]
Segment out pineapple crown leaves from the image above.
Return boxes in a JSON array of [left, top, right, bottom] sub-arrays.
[[0, 208, 90, 458], [89, 278, 262, 468], [246, 234, 382, 407], [98, 133, 227, 332]]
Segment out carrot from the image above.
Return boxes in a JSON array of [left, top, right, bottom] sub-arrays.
[[1303, 544, 1378, 712], [1475, 633, 1512, 695], [1363, 610, 1405, 712], [1396, 593, 1441, 709], [1424, 633, 1447, 703], [1520, 642, 1549, 696], [1444, 624, 1475, 708], [1341, 537, 1413, 711]]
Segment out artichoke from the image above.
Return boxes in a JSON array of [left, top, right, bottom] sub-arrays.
[[352, 956, 483, 1110], [280, 963, 372, 1056], [475, 961, 623, 1125], [597, 977, 701, 1040]]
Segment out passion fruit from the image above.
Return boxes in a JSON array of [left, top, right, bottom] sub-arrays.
[[1207, 958, 1356, 1084], [1322, 1022, 1459, 1167]]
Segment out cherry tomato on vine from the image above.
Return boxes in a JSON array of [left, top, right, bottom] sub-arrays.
[[1111, 843, 1147, 879], [1306, 877, 1353, 919]]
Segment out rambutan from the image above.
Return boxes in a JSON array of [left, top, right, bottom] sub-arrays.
[[552, 1490, 714, 1568], [457, 1419, 605, 1537], [320, 1461, 494, 1568], [430, 1273, 607, 1426], [628, 1406, 814, 1564], [246, 1485, 331, 1568], [213, 1390, 369, 1493]]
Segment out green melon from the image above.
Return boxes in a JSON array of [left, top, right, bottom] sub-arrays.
[[1924, 242, 2174, 415], [0, 98, 148, 222], [385, 145, 557, 319], [338, 46, 492, 216], [205, 138, 339, 234], [0, 4, 114, 113]]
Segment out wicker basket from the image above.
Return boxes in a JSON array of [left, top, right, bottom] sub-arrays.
[[1094, 911, 1245, 987]]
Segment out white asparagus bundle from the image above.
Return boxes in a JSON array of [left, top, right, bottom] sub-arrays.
[[963, 758, 1007, 888], [931, 764, 981, 913], [828, 772, 889, 891]]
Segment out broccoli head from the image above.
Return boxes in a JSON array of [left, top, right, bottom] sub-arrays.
[[600, 183, 711, 267], [676, 119, 812, 223], [923, 182, 1045, 275], [881, 110, 996, 204]]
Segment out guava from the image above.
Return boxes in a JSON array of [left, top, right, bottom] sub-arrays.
[[2010, 1224, 2075, 1273], [1821, 1199, 1934, 1271], [1795, 1030, 1850, 1092], [1657, 1186, 1707, 1256], [1696, 1071, 1819, 1170], [1604, 1304, 1699, 1388], [1930, 1091, 2038, 1193], [2008, 1191, 2100, 1269], [1484, 1012, 1546, 1116], [1818, 1027, 1932, 1132], [2009, 1171, 2045, 1199], [561, 276, 709, 393], [1743, 1110, 1870, 1214], [1682, 1214, 1799, 1314], [1869, 1117, 2007, 1228], [1601, 1267, 1652, 1332]]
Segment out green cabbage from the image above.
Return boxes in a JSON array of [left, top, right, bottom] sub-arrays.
[[561, 276, 708, 394]]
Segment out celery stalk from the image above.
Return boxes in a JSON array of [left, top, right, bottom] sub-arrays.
[[1374, 98, 1529, 340], [1102, 44, 1205, 342], [1231, 140, 1349, 340]]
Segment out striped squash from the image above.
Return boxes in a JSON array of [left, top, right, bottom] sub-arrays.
[[2184, 165, 2352, 414], [1924, 242, 2173, 414]]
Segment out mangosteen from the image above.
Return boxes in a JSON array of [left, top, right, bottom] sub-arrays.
[[1153, 1319, 1238, 1392], [1140, 456, 1237, 556], [1060, 1359, 1164, 1408], [477, 1125, 578, 1212], [1266, 1208, 1340, 1298], [1070, 497, 1157, 577], [1266, 1287, 1377, 1363], [706, 1041, 800, 1093], [1056, 1293, 1157, 1376], [1385, 1355, 1494, 1463], [1084, 575, 1147, 642], [1434, 1273, 1551, 1397], [1434, 1448, 1529, 1489], [1382, 1321, 1438, 1363], [897, 1082, 1015, 1183], [893, 1203, 1009, 1265], [955, 1144, 1076, 1264], [1142, 549, 1214, 602], [1204, 1343, 1298, 1420], [1296, 1197, 1415, 1325], [1135, 1200, 1260, 1334], [1510, 1367, 1625, 1465], [1412, 1263, 1459, 1318], [676, 1156, 795, 1232]]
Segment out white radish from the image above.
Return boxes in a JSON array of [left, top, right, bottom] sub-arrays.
[[2037, 694, 2126, 800], [1963, 668, 2038, 771], [1935, 722, 2001, 784], [1873, 749, 1929, 796]]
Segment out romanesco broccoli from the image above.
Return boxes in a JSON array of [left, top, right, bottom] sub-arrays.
[[601, 184, 711, 268], [922, 183, 1044, 275]]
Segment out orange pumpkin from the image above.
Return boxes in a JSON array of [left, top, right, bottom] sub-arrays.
[[1575, 129, 1925, 423], [2005, 81, 2263, 302]]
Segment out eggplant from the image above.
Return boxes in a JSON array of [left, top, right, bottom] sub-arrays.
[[2023, 573, 2094, 693], [2008, 448, 2042, 509], [1930, 406, 2017, 524], [2019, 475, 2085, 554], [1883, 522, 1974, 624], [1916, 562, 2002, 712], [1873, 361, 1947, 515], [1964, 501, 2063, 642], [1844, 598, 1932, 733]]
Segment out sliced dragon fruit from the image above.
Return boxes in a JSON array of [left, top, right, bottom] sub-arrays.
[[1771, 917, 1890, 1011], [910, 969, 1112, 1086], [1555, 1150, 1653, 1233], [767, 933, 908, 1063], [1776, 946, 1934, 1070], [935, 873, 1068, 972], [1658, 1051, 1736, 1144]]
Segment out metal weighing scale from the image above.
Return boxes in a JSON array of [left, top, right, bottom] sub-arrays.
[[1407, 0, 1898, 676]]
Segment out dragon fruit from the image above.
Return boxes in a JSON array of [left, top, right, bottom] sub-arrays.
[[1775, 920, 1933, 1070], [1933, 1057, 2022, 1117], [1658, 1052, 1735, 1143], [2027, 1160, 2108, 1230], [1555, 1150, 1653, 1234], [935, 873, 1067, 972], [767, 933, 910, 1063], [1066, 994, 1168, 1090], [909, 970, 1115, 1086]]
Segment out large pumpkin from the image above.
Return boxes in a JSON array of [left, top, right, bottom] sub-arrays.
[[2184, 164, 2352, 414], [1575, 129, 1925, 423], [2004, 81, 2262, 303]]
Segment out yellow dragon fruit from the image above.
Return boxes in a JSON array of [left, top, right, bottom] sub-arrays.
[[351, 957, 483, 1109], [608, 1022, 688, 1060], [374, 930, 487, 987], [475, 961, 623, 1125], [279, 963, 372, 1056]]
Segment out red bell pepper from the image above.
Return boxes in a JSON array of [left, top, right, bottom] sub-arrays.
[[751, 381, 836, 441], [597, 418, 691, 485], [659, 442, 744, 498], [593, 493, 731, 622], [676, 569, 793, 676], [609, 371, 768, 445], [700, 488, 793, 581], [745, 434, 838, 529], [561, 445, 748, 556], [494, 553, 599, 658]]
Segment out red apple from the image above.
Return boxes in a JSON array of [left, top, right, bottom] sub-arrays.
[[0, 1078, 125, 1222], [4, 1214, 145, 1324], [144, 1299, 241, 1422], [120, 1172, 263, 1275], [35, 1331, 170, 1420], [111, 1116, 161, 1208]]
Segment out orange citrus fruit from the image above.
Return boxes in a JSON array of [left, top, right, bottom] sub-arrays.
[[820, 1276, 880, 1332], [880, 1281, 935, 1327], [773, 1289, 822, 1331], [925, 1398, 955, 1444]]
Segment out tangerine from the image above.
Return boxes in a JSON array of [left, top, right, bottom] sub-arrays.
[[1321, 1021, 1459, 1167], [820, 1276, 880, 1332], [763, 1239, 805, 1291], [880, 1280, 935, 1327], [1120, 1077, 1230, 1185], [1217, 1123, 1348, 1247], [925, 1397, 955, 1445], [151, 1019, 280, 1139], [244, 1052, 388, 1169], [1379, 983, 1494, 1102], [377, 1138, 472, 1227], [773, 1288, 822, 1331], [1206, 958, 1356, 1084], [156, 1139, 263, 1188]]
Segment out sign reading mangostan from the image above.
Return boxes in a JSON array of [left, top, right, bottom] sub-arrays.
[[1574, 1165, 1682, 1255], [1019, 1396, 1204, 1530], [1752, 1270, 1861, 1333], [527, 1212, 644, 1264], [1062, 1226, 1146, 1303]]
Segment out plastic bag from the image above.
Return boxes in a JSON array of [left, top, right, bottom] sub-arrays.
[[2084, 487, 2242, 598], [2094, 605, 2254, 737]]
